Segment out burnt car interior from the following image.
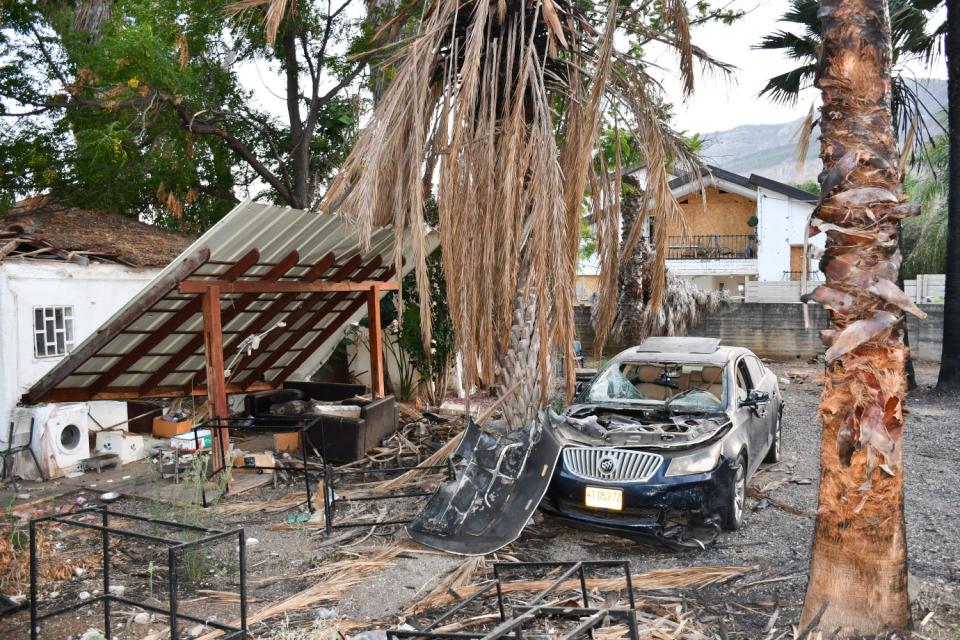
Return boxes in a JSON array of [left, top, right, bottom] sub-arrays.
[[584, 362, 726, 409]]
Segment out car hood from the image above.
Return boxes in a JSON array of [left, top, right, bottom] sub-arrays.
[[554, 403, 731, 450]]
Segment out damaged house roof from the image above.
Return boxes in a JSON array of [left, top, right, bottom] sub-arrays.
[[1, 196, 196, 267], [24, 200, 431, 405]]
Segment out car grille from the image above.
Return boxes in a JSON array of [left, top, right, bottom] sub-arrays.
[[562, 447, 662, 482]]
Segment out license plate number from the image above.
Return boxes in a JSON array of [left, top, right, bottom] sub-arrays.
[[584, 486, 623, 511]]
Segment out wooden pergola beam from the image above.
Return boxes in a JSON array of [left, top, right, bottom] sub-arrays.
[[85, 249, 262, 398], [179, 279, 400, 294], [38, 381, 277, 403], [201, 284, 230, 471], [136, 249, 293, 393]]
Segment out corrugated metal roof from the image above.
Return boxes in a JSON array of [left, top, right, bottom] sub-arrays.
[[24, 200, 428, 404]]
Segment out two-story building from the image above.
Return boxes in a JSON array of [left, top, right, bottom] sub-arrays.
[[577, 165, 821, 302]]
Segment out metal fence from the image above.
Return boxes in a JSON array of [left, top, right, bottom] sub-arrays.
[[666, 234, 757, 260]]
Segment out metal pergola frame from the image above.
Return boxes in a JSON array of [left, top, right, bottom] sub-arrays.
[[29, 508, 247, 640], [389, 560, 639, 640]]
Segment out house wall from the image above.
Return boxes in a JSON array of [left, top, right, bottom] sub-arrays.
[[0, 261, 160, 427], [756, 187, 822, 282], [575, 302, 943, 362], [669, 187, 755, 238]]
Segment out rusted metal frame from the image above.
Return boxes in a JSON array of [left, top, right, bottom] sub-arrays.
[[26, 248, 212, 404], [260, 263, 393, 386], [179, 280, 401, 294], [367, 284, 385, 398], [136, 250, 297, 394], [186, 252, 337, 388], [85, 249, 263, 398], [272, 269, 393, 383], [228, 254, 371, 388], [40, 381, 276, 403]]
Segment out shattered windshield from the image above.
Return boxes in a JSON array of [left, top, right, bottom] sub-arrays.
[[585, 361, 726, 410]]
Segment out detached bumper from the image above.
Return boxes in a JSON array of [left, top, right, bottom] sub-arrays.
[[541, 456, 737, 546]]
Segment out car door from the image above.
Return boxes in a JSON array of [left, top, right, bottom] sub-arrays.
[[745, 356, 777, 434], [734, 356, 767, 473]]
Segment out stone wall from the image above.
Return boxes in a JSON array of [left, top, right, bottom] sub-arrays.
[[576, 302, 943, 362]]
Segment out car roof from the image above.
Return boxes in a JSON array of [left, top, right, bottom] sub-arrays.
[[612, 337, 752, 365]]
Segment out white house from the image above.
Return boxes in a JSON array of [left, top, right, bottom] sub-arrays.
[[0, 197, 193, 477], [577, 165, 822, 301]]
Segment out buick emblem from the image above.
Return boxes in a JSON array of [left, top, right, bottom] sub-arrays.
[[598, 456, 618, 475]]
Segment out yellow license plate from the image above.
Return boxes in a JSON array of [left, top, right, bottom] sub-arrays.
[[584, 486, 623, 511]]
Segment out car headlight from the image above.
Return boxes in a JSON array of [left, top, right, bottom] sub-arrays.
[[664, 442, 722, 477]]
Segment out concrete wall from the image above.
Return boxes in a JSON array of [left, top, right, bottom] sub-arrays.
[[0, 261, 160, 426], [576, 302, 943, 363]]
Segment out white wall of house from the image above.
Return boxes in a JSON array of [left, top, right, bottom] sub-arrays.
[[0, 260, 161, 429], [756, 187, 822, 282]]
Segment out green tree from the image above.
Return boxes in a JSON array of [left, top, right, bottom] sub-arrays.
[[0, 0, 386, 229], [755, 0, 946, 139], [902, 133, 948, 278]]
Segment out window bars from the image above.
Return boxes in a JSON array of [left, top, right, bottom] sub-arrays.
[[29, 508, 247, 640], [389, 560, 639, 640]]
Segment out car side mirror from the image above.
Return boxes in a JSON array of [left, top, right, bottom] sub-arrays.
[[574, 382, 585, 397], [739, 389, 770, 408]]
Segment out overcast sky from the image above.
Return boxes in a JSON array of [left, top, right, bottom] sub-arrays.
[[647, 0, 947, 134], [239, 0, 948, 136]]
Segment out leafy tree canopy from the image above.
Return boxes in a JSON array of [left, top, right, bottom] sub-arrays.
[[0, 0, 385, 229]]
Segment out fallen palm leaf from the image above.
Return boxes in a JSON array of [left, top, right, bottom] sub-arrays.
[[411, 565, 755, 612]]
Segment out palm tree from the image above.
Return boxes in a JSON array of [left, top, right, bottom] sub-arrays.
[[757, 0, 944, 127], [801, 0, 928, 632], [320, 0, 721, 425], [937, 2, 960, 391]]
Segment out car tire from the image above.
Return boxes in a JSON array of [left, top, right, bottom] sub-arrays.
[[764, 409, 782, 463], [723, 454, 747, 531]]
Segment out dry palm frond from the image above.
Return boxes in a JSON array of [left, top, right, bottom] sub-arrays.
[[602, 240, 723, 352], [226, 0, 289, 48], [321, 0, 707, 405], [412, 565, 755, 611], [177, 32, 190, 71], [795, 101, 816, 169]]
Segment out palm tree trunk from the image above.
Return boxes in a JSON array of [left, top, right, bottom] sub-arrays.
[[937, 0, 960, 391], [801, 0, 914, 632]]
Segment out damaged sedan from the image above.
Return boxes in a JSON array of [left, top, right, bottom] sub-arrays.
[[541, 337, 782, 548]]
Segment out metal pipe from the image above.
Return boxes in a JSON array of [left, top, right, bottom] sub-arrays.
[[168, 547, 179, 640], [102, 510, 111, 639], [238, 529, 248, 636], [110, 596, 243, 632], [45, 518, 179, 545], [29, 519, 38, 640]]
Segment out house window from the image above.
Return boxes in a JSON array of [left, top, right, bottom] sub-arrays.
[[33, 306, 74, 358]]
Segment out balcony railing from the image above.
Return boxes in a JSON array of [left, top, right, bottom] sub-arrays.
[[666, 234, 758, 260], [783, 270, 822, 281]]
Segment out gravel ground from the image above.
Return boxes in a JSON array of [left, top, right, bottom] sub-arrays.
[[5, 359, 958, 639]]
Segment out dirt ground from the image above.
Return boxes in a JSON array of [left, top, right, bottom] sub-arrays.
[[2, 359, 959, 639]]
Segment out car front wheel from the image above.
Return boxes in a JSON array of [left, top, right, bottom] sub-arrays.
[[723, 454, 746, 531]]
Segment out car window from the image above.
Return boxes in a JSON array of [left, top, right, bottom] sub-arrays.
[[745, 357, 766, 388], [585, 361, 725, 408], [735, 358, 752, 401]]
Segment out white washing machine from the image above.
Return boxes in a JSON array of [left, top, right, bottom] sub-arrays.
[[13, 404, 91, 479]]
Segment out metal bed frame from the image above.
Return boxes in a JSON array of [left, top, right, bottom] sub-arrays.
[[29, 508, 247, 640], [389, 560, 639, 640]]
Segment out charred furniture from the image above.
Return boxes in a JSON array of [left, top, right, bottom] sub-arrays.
[[244, 382, 398, 463]]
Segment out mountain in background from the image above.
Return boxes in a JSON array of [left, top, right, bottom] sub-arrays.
[[698, 78, 947, 184]]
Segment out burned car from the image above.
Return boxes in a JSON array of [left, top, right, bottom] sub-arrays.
[[541, 337, 782, 547]]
